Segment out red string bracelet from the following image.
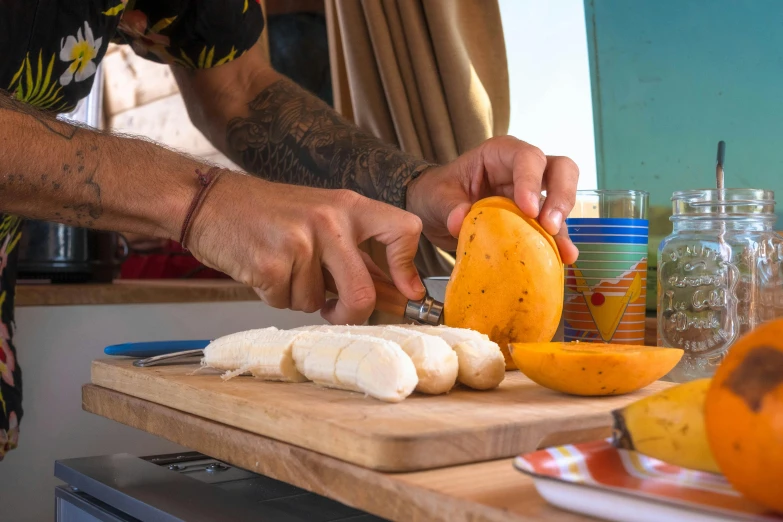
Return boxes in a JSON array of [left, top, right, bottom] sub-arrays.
[[179, 166, 223, 251]]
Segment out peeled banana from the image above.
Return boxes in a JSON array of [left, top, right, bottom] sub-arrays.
[[202, 327, 308, 382], [398, 324, 506, 390], [294, 324, 458, 394], [201, 323, 502, 402], [611, 378, 721, 473], [291, 331, 418, 402]]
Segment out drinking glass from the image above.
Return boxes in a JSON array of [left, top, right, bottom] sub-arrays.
[[563, 190, 650, 344]]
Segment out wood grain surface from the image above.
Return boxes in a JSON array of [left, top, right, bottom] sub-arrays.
[[91, 358, 671, 472], [82, 384, 599, 522], [16, 280, 259, 307]]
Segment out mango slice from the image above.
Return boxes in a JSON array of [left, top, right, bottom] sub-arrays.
[[509, 341, 683, 396], [444, 197, 564, 370]]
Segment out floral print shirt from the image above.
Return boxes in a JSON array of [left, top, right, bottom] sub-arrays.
[[0, 0, 264, 460]]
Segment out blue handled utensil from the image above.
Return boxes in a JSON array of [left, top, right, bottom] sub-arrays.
[[104, 340, 211, 358]]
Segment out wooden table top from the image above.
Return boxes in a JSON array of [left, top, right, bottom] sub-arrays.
[[83, 384, 599, 522]]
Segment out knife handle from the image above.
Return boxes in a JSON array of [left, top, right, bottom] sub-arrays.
[[323, 273, 408, 319]]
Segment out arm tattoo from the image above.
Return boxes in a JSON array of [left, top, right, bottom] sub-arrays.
[[225, 79, 434, 208], [1, 91, 103, 226]]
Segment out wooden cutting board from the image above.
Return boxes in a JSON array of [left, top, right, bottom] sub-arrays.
[[92, 358, 671, 472]]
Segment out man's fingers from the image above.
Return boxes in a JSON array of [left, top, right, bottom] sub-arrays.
[[477, 138, 579, 231], [359, 251, 393, 283], [356, 201, 425, 301], [446, 201, 472, 240], [250, 259, 292, 309], [538, 156, 579, 237], [384, 235, 426, 301], [320, 244, 376, 325], [253, 281, 292, 310], [290, 256, 326, 313], [479, 137, 549, 220], [555, 224, 579, 265]]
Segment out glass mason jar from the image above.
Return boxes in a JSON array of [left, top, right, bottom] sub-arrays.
[[657, 189, 783, 382]]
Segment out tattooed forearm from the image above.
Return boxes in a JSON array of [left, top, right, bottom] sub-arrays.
[[0, 92, 104, 226], [225, 79, 434, 208], [1, 89, 218, 242], [0, 88, 200, 235]]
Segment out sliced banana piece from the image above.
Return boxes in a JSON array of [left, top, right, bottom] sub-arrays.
[[291, 331, 418, 402], [291, 331, 353, 387], [301, 324, 457, 394], [398, 324, 506, 390], [202, 327, 308, 382]]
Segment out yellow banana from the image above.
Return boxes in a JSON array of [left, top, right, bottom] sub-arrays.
[[611, 378, 721, 473]]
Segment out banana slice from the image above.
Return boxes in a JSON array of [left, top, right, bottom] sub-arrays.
[[292, 332, 418, 402], [398, 324, 506, 390], [291, 331, 353, 387], [299, 325, 458, 395], [202, 327, 308, 382]]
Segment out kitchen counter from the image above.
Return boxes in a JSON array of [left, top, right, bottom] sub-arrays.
[[15, 279, 259, 307]]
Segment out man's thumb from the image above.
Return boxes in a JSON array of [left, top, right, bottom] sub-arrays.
[[446, 201, 472, 239]]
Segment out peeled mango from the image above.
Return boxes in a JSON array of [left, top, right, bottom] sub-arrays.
[[510, 341, 683, 396], [444, 197, 564, 369]]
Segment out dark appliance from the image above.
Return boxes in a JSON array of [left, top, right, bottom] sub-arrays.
[[54, 451, 386, 521], [17, 220, 128, 283]]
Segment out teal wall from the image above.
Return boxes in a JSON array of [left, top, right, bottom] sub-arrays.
[[584, 0, 783, 211]]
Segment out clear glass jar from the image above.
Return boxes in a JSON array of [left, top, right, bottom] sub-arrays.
[[657, 189, 783, 382]]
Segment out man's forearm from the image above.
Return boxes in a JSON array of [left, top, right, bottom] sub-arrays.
[[0, 94, 202, 239], [223, 76, 433, 208]]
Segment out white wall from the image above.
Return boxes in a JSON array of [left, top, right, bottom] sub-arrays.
[[0, 301, 326, 521], [499, 0, 597, 190]]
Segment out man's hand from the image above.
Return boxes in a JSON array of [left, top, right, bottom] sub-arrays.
[[405, 136, 580, 265], [0, 94, 425, 326], [188, 173, 426, 324]]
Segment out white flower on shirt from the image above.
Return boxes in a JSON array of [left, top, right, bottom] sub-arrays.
[[59, 22, 103, 86]]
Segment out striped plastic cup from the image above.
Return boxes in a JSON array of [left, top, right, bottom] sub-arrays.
[[563, 190, 649, 344]]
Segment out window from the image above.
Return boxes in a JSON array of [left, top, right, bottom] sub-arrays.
[[499, 0, 597, 189]]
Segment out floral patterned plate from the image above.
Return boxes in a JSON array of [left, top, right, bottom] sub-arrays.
[[514, 439, 783, 522]]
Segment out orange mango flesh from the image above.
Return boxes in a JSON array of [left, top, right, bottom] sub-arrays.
[[444, 197, 564, 369], [509, 342, 684, 396]]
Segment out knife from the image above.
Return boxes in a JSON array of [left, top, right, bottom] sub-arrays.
[[322, 273, 444, 325]]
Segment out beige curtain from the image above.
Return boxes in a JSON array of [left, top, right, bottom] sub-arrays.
[[325, 0, 510, 321]]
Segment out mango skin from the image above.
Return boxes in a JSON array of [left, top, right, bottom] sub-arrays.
[[705, 319, 783, 514], [444, 197, 564, 370]]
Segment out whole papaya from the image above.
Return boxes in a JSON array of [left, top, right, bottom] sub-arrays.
[[444, 197, 564, 369]]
